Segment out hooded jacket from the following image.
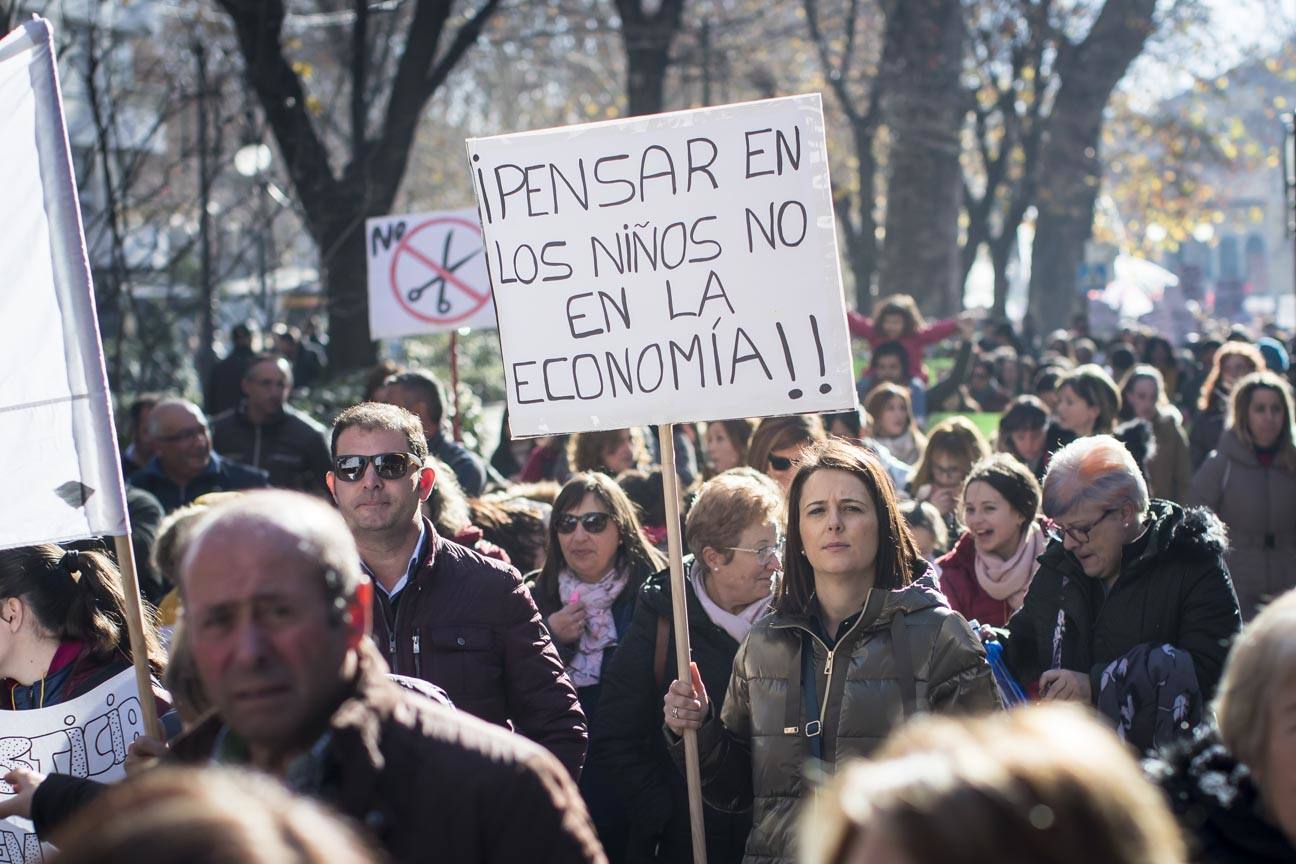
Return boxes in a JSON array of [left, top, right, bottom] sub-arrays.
[[1146, 726, 1296, 863], [1187, 427, 1296, 619], [1000, 500, 1241, 721], [669, 571, 1001, 864]]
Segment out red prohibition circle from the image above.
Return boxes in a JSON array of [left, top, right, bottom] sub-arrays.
[[388, 215, 489, 325]]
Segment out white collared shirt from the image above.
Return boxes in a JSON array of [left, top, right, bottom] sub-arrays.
[[364, 519, 428, 602]]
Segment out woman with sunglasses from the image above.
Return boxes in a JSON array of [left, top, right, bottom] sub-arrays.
[[995, 435, 1241, 753], [663, 439, 1000, 864], [526, 472, 665, 858], [593, 468, 784, 864], [747, 414, 828, 493], [528, 472, 665, 720]]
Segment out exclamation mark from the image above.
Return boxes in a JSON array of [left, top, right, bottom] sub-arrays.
[[776, 322, 801, 398], [810, 315, 831, 394]]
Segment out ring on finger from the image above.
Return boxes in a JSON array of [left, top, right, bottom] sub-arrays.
[[672, 707, 680, 719]]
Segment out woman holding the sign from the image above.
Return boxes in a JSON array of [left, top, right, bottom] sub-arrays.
[[662, 439, 1000, 864], [0, 544, 167, 711]]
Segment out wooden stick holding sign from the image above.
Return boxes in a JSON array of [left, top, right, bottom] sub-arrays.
[[658, 424, 708, 864], [112, 536, 163, 740], [449, 330, 462, 442]]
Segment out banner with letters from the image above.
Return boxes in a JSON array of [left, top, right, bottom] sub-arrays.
[[466, 93, 855, 437], [0, 668, 145, 862]]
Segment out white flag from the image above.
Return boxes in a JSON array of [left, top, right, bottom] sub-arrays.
[[0, 19, 127, 550]]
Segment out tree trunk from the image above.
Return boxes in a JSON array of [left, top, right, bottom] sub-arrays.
[[990, 233, 1013, 319], [320, 216, 373, 371], [615, 0, 687, 117], [1028, 0, 1156, 332], [876, 0, 965, 316], [216, 0, 502, 374]]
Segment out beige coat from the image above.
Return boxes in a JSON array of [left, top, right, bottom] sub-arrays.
[[1188, 428, 1296, 619], [1147, 408, 1193, 503]]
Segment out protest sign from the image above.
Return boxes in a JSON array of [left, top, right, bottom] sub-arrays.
[[366, 208, 497, 339], [0, 19, 128, 550], [466, 93, 854, 437], [0, 668, 145, 862]]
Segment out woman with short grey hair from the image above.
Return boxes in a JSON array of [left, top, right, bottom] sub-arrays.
[[997, 435, 1242, 754]]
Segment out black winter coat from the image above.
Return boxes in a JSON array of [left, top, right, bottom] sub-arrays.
[[590, 561, 752, 864], [1146, 726, 1296, 863], [1001, 500, 1241, 748]]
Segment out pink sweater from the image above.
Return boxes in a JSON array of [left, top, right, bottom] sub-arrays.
[[847, 312, 958, 383]]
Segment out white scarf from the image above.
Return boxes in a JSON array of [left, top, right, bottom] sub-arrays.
[[558, 565, 629, 688], [689, 561, 774, 645]]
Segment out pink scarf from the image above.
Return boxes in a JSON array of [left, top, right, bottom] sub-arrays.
[[974, 522, 1045, 611], [558, 566, 629, 688]]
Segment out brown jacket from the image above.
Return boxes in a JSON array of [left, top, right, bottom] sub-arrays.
[[1188, 428, 1296, 619], [171, 641, 606, 864], [1147, 408, 1193, 503], [671, 574, 1001, 864], [369, 520, 587, 777]]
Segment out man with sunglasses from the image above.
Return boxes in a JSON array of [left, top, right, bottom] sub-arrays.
[[128, 398, 269, 512], [326, 402, 587, 779]]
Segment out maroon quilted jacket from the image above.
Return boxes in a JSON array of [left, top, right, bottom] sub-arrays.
[[370, 521, 588, 778]]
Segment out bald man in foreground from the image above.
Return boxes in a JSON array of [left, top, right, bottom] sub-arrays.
[[4, 491, 606, 864]]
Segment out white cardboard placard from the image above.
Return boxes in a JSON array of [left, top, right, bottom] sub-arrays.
[[365, 208, 497, 339], [0, 668, 145, 861], [466, 94, 854, 437]]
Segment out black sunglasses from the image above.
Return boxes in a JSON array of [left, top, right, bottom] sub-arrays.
[[333, 452, 421, 482], [768, 454, 793, 472], [555, 512, 612, 535]]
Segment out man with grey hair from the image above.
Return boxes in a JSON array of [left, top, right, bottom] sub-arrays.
[[127, 397, 269, 512], [172, 490, 605, 863], [995, 435, 1240, 753]]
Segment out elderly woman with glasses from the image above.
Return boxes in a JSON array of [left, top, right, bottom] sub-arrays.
[[592, 468, 784, 864], [996, 435, 1241, 754]]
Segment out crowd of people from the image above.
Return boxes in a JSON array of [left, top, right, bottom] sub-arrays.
[[1, 297, 1295, 864]]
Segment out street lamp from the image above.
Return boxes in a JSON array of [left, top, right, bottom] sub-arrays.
[[234, 141, 275, 329]]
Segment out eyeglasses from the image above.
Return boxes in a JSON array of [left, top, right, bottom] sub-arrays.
[[556, 511, 613, 535], [727, 538, 785, 568], [931, 463, 966, 482], [768, 454, 794, 472], [155, 426, 207, 443], [1047, 507, 1121, 545], [332, 452, 421, 482]]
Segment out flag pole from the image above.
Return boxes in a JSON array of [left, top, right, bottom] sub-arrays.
[[111, 534, 162, 740], [657, 423, 708, 864]]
